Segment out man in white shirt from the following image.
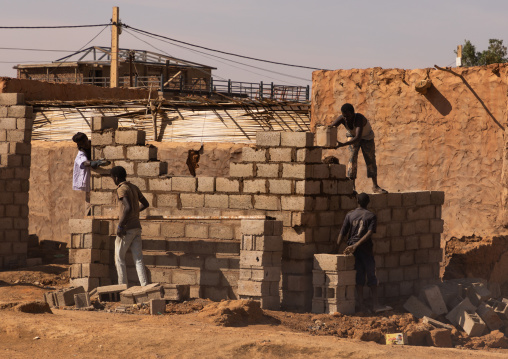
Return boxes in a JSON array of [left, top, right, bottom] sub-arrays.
[[72, 132, 109, 215]]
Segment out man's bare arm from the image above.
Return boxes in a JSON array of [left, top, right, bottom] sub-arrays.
[[331, 116, 344, 127], [139, 196, 149, 212], [344, 229, 373, 254], [117, 196, 131, 236], [338, 123, 364, 147]]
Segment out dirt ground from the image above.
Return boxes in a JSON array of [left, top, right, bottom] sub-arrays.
[[1, 266, 507, 358]]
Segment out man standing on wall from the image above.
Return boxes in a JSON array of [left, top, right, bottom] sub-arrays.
[[110, 166, 149, 286], [331, 103, 387, 194], [72, 132, 109, 216], [337, 193, 390, 313]]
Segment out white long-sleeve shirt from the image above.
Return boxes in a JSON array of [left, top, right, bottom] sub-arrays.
[[72, 150, 90, 192]]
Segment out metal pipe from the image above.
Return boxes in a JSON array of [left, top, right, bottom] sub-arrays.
[[92, 215, 270, 221]]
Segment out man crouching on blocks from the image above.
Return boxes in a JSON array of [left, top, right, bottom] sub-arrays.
[[111, 166, 149, 287], [337, 193, 390, 313]]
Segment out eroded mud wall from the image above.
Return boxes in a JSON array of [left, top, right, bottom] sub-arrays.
[[28, 141, 245, 243], [312, 64, 508, 239]]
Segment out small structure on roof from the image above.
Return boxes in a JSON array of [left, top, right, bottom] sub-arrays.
[[14, 46, 216, 90]]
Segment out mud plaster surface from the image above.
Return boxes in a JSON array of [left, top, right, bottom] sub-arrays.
[[28, 141, 246, 243], [312, 64, 508, 240]]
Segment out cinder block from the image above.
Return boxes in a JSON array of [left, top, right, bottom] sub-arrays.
[[209, 224, 234, 239], [204, 194, 229, 208], [404, 295, 435, 319], [70, 278, 100, 292], [185, 224, 209, 238], [148, 178, 172, 191], [430, 191, 445, 205], [295, 180, 321, 195], [312, 299, 325, 314], [313, 254, 355, 271], [256, 131, 281, 147], [7, 130, 30, 142], [243, 179, 267, 193], [242, 147, 266, 162], [269, 148, 294, 162], [281, 132, 314, 147], [92, 116, 118, 131], [329, 164, 347, 179], [197, 177, 215, 192], [415, 191, 432, 205], [216, 178, 240, 192], [253, 195, 280, 210], [314, 125, 337, 147], [90, 191, 113, 205], [461, 310, 486, 337], [229, 163, 254, 178], [160, 222, 185, 237], [69, 249, 101, 264], [237, 280, 271, 296], [102, 145, 125, 160], [150, 299, 166, 315], [423, 285, 448, 315], [281, 196, 313, 211], [137, 162, 168, 177], [115, 130, 145, 145], [228, 195, 253, 209], [92, 130, 114, 146], [311, 164, 329, 179], [240, 251, 281, 267], [0, 93, 24, 106], [74, 292, 91, 308], [282, 163, 311, 179], [0, 118, 17, 130], [256, 163, 280, 178], [430, 219, 444, 233], [326, 300, 355, 315], [180, 193, 204, 208], [296, 148, 323, 163], [7, 106, 32, 118], [267, 179, 292, 194], [156, 194, 179, 207], [69, 218, 101, 234], [476, 302, 504, 331], [241, 220, 275, 236], [171, 177, 196, 192], [126, 146, 157, 161], [445, 298, 477, 327]]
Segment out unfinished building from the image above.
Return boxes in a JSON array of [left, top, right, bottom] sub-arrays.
[[2, 62, 508, 312]]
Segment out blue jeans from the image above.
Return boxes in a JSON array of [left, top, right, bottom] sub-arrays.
[[115, 228, 148, 286]]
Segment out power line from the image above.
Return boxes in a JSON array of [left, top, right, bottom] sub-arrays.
[[126, 28, 311, 84], [0, 24, 111, 29], [0, 47, 75, 52], [123, 24, 327, 71]]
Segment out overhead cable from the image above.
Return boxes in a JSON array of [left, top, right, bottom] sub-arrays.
[[123, 24, 327, 71], [0, 24, 111, 29]]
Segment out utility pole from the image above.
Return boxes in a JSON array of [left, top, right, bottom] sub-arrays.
[[110, 6, 120, 88], [456, 45, 463, 67]]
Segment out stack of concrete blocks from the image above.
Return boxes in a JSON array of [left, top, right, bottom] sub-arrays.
[[0, 93, 33, 270], [247, 130, 352, 311], [68, 218, 111, 291], [312, 254, 356, 314], [238, 219, 283, 310]]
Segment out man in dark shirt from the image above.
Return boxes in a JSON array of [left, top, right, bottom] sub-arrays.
[[331, 103, 386, 194], [337, 193, 383, 312]]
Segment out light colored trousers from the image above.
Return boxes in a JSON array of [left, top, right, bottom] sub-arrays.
[[115, 228, 148, 286]]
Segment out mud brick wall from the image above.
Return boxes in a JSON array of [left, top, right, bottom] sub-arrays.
[[0, 93, 33, 270]]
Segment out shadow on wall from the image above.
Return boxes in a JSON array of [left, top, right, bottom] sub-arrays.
[[424, 86, 452, 116]]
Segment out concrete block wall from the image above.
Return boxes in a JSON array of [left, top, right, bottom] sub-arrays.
[[238, 219, 283, 310], [72, 123, 445, 311], [312, 254, 356, 314], [0, 93, 33, 270]]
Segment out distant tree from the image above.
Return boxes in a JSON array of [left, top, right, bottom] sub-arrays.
[[455, 39, 508, 66]]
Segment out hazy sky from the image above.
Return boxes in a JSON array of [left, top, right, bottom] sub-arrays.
[[1, 0, 507, 86]]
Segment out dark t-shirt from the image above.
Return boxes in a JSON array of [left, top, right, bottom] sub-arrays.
[[117, 181, 144, 230], [340, 207, 377, 252]]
